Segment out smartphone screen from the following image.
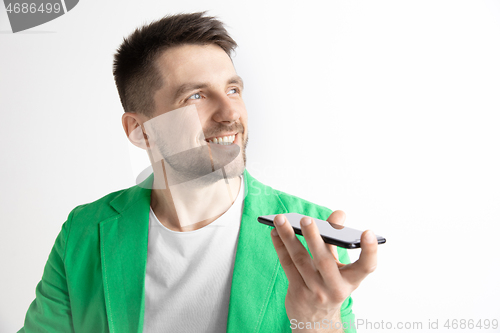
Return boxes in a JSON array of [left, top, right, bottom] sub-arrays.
[[258, 213, 386, 249]]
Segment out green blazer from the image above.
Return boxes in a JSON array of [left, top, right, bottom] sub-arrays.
[[19, 170, 356, 333]]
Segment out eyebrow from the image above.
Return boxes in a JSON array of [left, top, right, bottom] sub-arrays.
[[173, 75, 244, 101]]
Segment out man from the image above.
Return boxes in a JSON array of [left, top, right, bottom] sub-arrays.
[[19, 12, 377, 333]]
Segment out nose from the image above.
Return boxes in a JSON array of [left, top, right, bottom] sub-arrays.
[[211, 93, 240, 125]]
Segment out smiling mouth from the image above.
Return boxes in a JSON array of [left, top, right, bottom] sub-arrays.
[[205, 133, 237, 145]]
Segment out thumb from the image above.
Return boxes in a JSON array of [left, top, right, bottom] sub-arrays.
[[327, 210, 346, 227]]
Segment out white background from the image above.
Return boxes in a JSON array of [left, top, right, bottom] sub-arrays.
[[1, 1, 499, 332]]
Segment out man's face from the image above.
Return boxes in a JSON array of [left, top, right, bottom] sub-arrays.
[[144, 44, 248, 185]]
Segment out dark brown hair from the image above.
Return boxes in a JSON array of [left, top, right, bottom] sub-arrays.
[[113, 12, 237, 117]]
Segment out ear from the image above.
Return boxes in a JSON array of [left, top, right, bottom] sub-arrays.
[[122, 112, 150, 150]]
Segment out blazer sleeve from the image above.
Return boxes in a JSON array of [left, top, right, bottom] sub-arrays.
[[18, 211, 75, 333]]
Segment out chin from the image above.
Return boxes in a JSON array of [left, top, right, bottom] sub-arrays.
[[219, 157, 245, 179], [197, 155, 245, 186], [160, 141, 247, 186]]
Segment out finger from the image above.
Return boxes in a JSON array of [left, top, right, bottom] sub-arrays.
[[326, 244, 341, 264], [340, 230, 378, 287], [299, 216, 341, 282], [273, 214, 318, 287], [336, 261, 347, 268], [326, 210, 346, 264], [327, 210, 346, 227], [270, 228, 306, 288]]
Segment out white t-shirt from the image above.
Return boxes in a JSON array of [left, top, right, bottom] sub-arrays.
[[142, 176, 244, 333]]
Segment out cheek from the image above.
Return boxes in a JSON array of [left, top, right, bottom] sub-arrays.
[[236, 102, 248, 121], [196, 112, 211, 131], [147, 105, 205, 155], [240, 111, 249, 130]]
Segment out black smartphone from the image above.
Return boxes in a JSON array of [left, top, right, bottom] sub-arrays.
[[258, 212, 386, 249]]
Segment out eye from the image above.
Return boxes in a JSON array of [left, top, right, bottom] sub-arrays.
[[228, 88, 239, 95], [188, 92, 201, 100]]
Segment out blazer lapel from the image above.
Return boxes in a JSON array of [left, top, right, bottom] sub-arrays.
[[226, 170, 289, 332], [99, 174, 153, 333]]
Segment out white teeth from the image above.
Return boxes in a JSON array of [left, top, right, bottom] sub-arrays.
[[208, 134, 236, 145]]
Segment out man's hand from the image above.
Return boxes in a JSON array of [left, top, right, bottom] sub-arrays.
[[270, 211, 378, 333]]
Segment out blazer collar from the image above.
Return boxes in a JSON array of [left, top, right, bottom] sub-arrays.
[[99, 170, 288, 333]]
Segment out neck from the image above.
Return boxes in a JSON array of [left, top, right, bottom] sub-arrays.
[[150, 160, 242, 232]]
